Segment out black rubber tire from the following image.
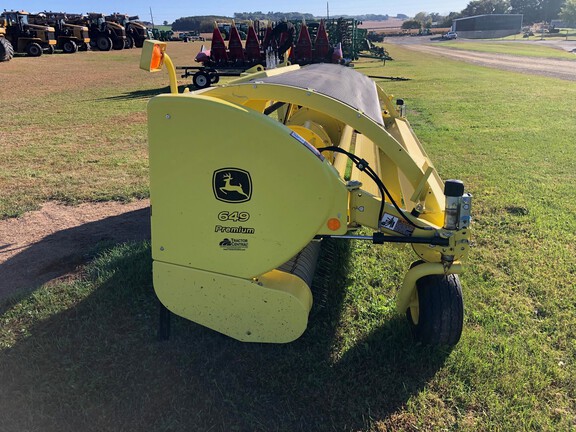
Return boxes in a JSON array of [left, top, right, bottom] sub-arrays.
[[193, 71, 211, 89], [0, 37, 14, 62], [45, 45, 55, 54], [112, 38, 125, 50], [96, 37, 112, 51], [406, 273, 464, 346], [210, 73, 220, 84], [27, 42, 43, 57], [62, 40, 78, 54], [78, 43, 89, 52], [125, 36, 134, 49], [134, 38, 144, 48]]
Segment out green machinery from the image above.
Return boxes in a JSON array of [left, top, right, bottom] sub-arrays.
[[140, 41, 471, 346], [295, 18, 392, 61]]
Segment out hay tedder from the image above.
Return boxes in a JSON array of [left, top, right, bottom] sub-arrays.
[[140, 41, 472, 346]]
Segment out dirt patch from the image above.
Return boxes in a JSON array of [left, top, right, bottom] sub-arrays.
[[0, 200, 150, 301]]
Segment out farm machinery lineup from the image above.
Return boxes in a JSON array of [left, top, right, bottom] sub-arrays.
[[179, 18, 393, 89], [66, 13, 126, 51], [29, 12, 90, 53], [0, 9, 151, 61], [0, 10, 56, 59], [105, 14, 150, 48], [140, 41, 472, 347]]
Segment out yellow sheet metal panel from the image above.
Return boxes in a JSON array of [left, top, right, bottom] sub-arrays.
[[154, 262, 312, 343], [148, 94, 347, 280], [206, 84, 445, 216], [332, 125, 354, 177], [350, 134, 382, 198]]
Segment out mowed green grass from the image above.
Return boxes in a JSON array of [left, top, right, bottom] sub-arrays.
[[0, 42, 202, 218], [437, 39, 576, 59], [1, 43, 576, 431]]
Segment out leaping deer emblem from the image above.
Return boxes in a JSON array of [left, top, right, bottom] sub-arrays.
[[220, 173, 249, 198]]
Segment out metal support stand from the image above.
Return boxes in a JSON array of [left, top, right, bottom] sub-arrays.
[[158, 301, 171, 341]]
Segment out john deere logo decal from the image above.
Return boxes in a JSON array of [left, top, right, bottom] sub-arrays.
[[213, 168, 252, 203]]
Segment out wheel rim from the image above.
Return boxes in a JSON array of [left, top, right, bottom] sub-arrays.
[[97, 38, 110, 50], [196, 75, 208, 87]]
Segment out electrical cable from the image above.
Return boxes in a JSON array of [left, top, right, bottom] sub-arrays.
[[317, 146, 431, 230]]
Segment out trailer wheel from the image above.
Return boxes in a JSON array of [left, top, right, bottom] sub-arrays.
[[96, 37, 112, 51], [0, 37, 14, 62], [406, 273, 463, 346], [62, 40, 78, 54], [210, 73, 220, 84], [26, 43, 43, 57], [193, 71, 211, 89]]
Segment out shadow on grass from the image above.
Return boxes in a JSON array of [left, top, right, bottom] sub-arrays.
[[0, 207, 150, 307], [0, 239, 450, 431], [99, 84, 192, 101]]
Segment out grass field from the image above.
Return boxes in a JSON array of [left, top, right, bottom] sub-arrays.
[[0, 43, 202, 219], [2, 42, 576, 431]]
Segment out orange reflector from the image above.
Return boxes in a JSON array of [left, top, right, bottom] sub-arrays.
[[327, 218, 341, 231], [151, 44, 163, 70]]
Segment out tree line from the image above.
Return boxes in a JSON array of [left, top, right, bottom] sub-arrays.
[[170, 0, 576, 32], [402, 0, 576, 30]]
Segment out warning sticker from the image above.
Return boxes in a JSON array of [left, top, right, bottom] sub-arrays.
[[380, 213, 415, 236]]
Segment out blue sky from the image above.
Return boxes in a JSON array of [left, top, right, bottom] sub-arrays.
[[11, 1, 470, 24]]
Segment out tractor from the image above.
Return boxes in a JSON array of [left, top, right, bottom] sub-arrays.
[[0, 10, 57, 57], [0, 21, 15, 62], [106, 13, 149, 48], [29, 12, 90, 53], [67, 13, 126, 51]]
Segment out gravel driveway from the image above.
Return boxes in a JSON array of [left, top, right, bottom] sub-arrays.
[[388, 37, 576, 81]]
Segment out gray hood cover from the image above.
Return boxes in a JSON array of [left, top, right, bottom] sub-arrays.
[[248, 63, 384, 126]]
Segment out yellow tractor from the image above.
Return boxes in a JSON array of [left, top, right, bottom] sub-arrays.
[[67, 13, 126, 51], [0, 10, 57, 57], [106, 13, 150, 48], [140, 41, 472, 346], [0, 22, 15, 62], [29, 12, 90, 53]]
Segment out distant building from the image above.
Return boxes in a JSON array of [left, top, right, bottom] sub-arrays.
[[550, 20, 568, 28], [452, 14, 523, 39]]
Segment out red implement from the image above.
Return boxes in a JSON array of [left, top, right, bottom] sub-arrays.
[[245, 23, 261, 62], [262, 23, 272, 50], [314, 20, 329, 60], [228, 22, 245, 61], [292, 21, 312, 61], [210, 23, 228, 63]]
